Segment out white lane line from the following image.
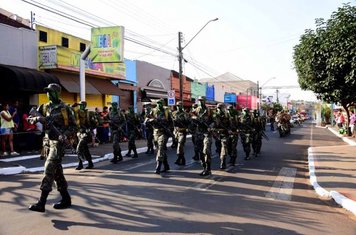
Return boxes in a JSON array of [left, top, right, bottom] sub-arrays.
[[265, 167, 297, 201]]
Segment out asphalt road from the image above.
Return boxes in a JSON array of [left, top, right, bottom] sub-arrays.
[[0, 123, 356, 235]]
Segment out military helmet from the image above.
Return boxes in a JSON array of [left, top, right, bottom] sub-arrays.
[[79, 101, 87, 105], [176, 101, 183, 106], [44, 83, 61, 93], [227, 105, 233, 110], [198, 96, 206, 101], [111, 102, 118, 106]]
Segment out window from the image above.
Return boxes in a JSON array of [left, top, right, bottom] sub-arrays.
[[61, 37, 69, 48], [39, 31, 47, 42], [80, 43, 86, 52]]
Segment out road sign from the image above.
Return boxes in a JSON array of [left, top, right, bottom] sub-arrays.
[[168, 97, 175, 106], [167, 90, 175, 98]]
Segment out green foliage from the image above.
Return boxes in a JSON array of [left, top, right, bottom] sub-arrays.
[[293, 3, 356, 109]]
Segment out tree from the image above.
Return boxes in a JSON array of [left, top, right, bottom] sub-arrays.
[[293, 3, 356, 131]]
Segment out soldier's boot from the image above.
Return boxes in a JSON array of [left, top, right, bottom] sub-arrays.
[[244, 152, 251, 160], [199, 163, 207, 176], [75, 160, 83, 170], [154, 161, 162, 174], [125, 148, 132, 157], [229, 157, 236, 166], [111, 155, 118, 164], [132, 147, 138, 158], [174, 155, 180, 165], [86, 160, 94, 169], [220, 158, 226, 169], [202, 162, 212, 176], [161, 159, 170, 173], [29, 190, 49, 213], [53, 189, 72, 209], [180, 155, 186, 166], [193, 151, 200, 161]]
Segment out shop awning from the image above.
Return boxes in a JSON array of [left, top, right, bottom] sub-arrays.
[[118, 83, 136, 91], [58, 74, 101, 95], [0, 64, 59, 93], [87, 77, 121, 96]]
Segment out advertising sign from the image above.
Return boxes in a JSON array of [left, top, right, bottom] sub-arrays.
[[39, 46, 57, 69], [39, 45, 126, 79], [91, 26, 124, 63]]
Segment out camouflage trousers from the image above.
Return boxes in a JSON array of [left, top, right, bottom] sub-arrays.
[[128, 130, 136, 150], [154, 129, 168, 161], [240, 132, 252, 156], [174, 130, 187, 155], [112, 130, 122, 157], [146, 128, 154, 150], [252, 131, 262, 154], [194, 132, 212, 163], [227, 134, 238, 159], [40, 139, 68, 192], [219, 134, 228, 162], [76, 131, 92, 162]]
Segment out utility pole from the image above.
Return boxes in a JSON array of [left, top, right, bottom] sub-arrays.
[[276, 89, 279, 103], [30, 11, 35, 30], [178, 32, 183, 105], [177, 18, 218, 107]]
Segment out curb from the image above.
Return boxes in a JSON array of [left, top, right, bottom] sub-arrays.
[[0, 135, 191, 176], [307, 125, 356, 216]]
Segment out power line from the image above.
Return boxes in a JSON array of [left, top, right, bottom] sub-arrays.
[[21, 0, 177, 58]]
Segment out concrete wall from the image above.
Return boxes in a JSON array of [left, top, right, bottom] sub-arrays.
[[0, 23, 37, 69]]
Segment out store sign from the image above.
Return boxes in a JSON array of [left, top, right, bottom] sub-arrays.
[[39, 46, 57, 69], [91, 26, 125, 63], [39, 45, 126, 79]]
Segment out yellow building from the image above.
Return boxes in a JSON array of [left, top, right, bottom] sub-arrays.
[[36, 25, 134, 111]]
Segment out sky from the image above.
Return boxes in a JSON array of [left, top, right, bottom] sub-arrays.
[[0, 0, 354, 102]]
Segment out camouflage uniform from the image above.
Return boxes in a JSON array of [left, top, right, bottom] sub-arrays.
[[125, 107, 141, 158], [109, 102, 126, 163], [172, 101, 189, 166], [146, 99, 173, 174], [213, 103, 231, 169], [191, 96, 213, 176], [189, 103, 199, 161], [227, 105, 239, 166], [142, 104, 154, 154], [73, 101, 97, 170], [252, 110, 263, 157], [28, 83, 76, 212], [239, 108, 254, 160]]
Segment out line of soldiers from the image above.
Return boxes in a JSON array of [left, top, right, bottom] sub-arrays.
[[142, 96, 267, 176], [25, 83, 266, 213]]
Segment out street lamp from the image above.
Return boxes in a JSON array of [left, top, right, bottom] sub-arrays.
[[178, 18, 219, 105]]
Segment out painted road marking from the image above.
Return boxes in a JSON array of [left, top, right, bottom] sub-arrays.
[[265, 167, 297, 201]]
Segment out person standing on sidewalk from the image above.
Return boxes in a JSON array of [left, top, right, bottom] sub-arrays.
[[28, 83, 77, 213], [350, 110, 356, 138], [1, 103, 20, 156]]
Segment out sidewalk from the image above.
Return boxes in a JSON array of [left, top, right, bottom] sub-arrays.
[[309, 124, 356, 216], [0, 138, 156, 175]]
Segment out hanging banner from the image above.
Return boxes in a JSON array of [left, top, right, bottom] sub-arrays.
[[90, 26, 124, 63]]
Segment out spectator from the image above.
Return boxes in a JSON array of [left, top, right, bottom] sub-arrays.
[[101, 106, 110, 143], [1, 103, 19, 156], [336, 110, 345, 129], [22, 108, 37, 152], [9, 101, 21, 151], [350, 110, 356, 138]]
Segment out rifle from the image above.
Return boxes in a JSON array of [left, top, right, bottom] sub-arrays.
[[27, 107, 77, 154], [145, 118, 174, 138]]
